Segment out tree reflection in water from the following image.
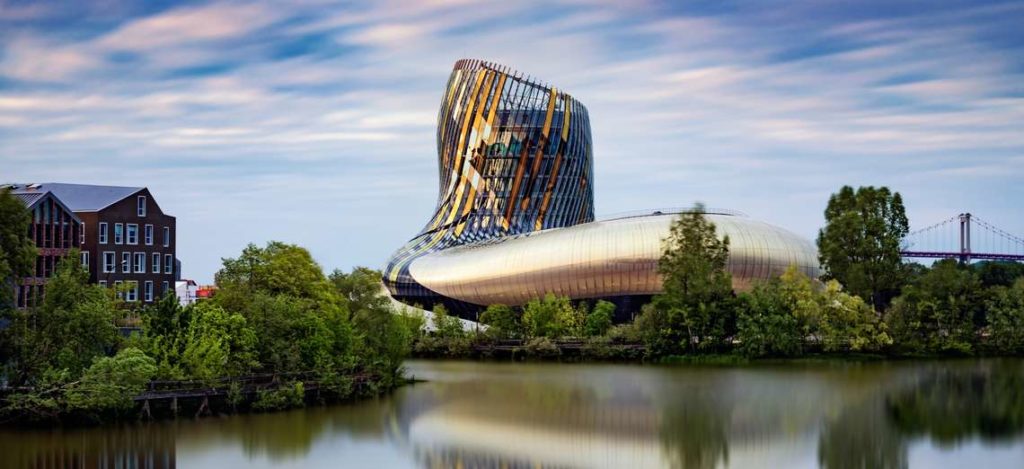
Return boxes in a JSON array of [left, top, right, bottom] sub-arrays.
[[819, 360, 1024, 469], [1, 360, 1023, 468], [886, 360, 1024, 444]]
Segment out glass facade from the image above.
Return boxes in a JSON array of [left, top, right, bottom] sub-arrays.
[[384, 59, 820, 317]]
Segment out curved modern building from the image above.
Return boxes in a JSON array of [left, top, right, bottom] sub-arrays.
[[385, 59, 819, 318]]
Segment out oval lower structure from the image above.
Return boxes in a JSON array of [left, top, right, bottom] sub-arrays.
[[407, 213, 821, 306]]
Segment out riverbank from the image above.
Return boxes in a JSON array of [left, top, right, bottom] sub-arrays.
[[410, 334, 1023, 364]]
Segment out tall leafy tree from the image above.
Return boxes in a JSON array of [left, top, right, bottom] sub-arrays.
[[0, 189, 36, 309], [653, 203, 735, 352], [817, 185, 909, 311]]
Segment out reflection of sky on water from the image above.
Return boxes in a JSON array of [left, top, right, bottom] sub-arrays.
[[1, 359, 1022, 468]]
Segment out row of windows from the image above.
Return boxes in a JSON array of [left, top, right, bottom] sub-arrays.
[[95, 222, 170, 247], [96, 279, 170, 303], [97, 251, 174, 275]]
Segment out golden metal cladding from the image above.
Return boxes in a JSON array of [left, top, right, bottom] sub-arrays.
[[408, 213, 820, 306]]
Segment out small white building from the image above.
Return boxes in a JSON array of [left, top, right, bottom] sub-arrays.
[[175, 279, 198, 306]]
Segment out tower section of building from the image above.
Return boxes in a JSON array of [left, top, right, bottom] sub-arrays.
[[385, 59, 595, 307]]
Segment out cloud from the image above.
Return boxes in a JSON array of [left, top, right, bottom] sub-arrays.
[[96, 2, 277, 51]]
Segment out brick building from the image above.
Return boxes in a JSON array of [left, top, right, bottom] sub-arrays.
[[26, 183, 178, 304], [6, 184, 84, 309]]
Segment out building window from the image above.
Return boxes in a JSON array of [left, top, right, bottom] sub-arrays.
[[114, 223, 123, 244], [164, 254, 173, 274], [138, 196, 147, 217], [134, 252, 145, 273], [121, 252, 130, 273], [127, 224, 138, 245], [80, 223, 86, 245], [163, 227, 170, 247], [99, 280, 107, 288], [152, 252, 161, 273], [80, 251, 89, 268], [144, 224, 153, 245], [103, 252, 115, 273], [114, 280, 124, 300], [144, 281, 153, 302], [126, 281, 138, 302], [99, 222, 108, 244], [162, 281, 170, 295]]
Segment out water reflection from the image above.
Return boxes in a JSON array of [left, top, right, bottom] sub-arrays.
[[1, 360, 1023, 468]]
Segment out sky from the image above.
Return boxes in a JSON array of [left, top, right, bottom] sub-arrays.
[[2, 0, 1023, 283]]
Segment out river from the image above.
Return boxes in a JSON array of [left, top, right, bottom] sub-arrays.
[[2, 359, 1023, 468]]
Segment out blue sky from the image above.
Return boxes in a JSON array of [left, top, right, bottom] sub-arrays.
[[2, 0, 1023, 283]]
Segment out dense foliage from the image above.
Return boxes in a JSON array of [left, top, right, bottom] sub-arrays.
[[817, 186, 909, 310], [1, 238, 420, 424]]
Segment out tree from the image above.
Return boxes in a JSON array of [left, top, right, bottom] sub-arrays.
[[585, 300, 615, 337], [736, 280, 803, 357], [0, 188, 35, 309], [986, 279, 1024, 354], [431, 304, 464, 339], [817, 185, 909, 311], [522, 294, 579, 339], [216, 241, 333, 301], [817, 280, 891, 353], [30, 254, 118, 376], [886, 259, 981, 354], [66, 347, 157, 416], [479, 304, 522, 339], [653, 203, 735, 352]]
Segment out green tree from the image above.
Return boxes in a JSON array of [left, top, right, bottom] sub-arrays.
[[585, 300, 615, 337], [0, 188, 36, 309], [975, 261, 1024, 288], [817, 185, 909, 311], [522, 294, 578, 338], [178, 302, 259, 381], [736, 280, 803, 357], [886, 259, 981, 354], [31, 254, 118, 376], [66, 347, 157, 416], [216, 241, 334, 303], [986, 279, 1024, 354], [653, 204, 735, 352], [431, 304, 465, 339], [479, 304, 522, 339], [818, 280, 892, 352]]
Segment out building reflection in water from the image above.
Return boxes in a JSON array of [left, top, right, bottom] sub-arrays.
[[0, 360, 1022, 468]]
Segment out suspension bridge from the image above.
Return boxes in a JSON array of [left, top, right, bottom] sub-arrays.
[[901, 213, 1024, 263]]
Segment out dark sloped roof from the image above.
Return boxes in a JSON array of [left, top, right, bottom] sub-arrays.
[[6, 183, 144, 212], [10, 191, 45, 208], [2, 186, 84, 223]]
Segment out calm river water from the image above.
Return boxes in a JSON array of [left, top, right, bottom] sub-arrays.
[[2, 359, 1023, 468]]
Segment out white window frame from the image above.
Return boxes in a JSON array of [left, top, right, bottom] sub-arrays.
[[99, 222, 108, 244], [102, 251, 115, 273], [126, 223, 138, 245], [99, 280, 107, 288], [162, 281, 170, 295], [114, 223, 123, 245], [164, 254, 173, 274], [114, 280, 124, 300], [144, 224, 153, 245], [80, 251, 89, 268], [137, 195, 147, 217], [126, 281, 138, 302], [134, 252, 145, 273], [144, 281, 153, 302], [163, 226, 170, 247], [79, 223, 86, 245], [121, 252, 130, 273], [152, 252, 161, 273]]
